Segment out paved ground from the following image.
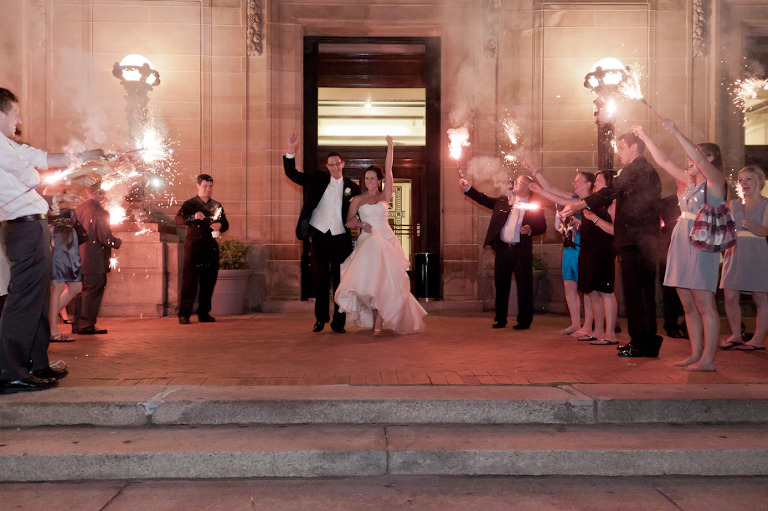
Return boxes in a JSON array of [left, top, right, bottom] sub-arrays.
[[3, 475, 768, 510], [45, 311, 768, 387], [4, 312, 768, 510]]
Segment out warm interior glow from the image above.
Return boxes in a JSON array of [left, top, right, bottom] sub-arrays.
[[318, 88, 426, 146]]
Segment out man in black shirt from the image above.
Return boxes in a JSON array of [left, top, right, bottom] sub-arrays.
[[175, 174, 228, 324]]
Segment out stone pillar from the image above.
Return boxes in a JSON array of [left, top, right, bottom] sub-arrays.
[[101, 224, 180, 318]]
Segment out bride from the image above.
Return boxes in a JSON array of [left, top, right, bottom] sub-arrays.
[[334, 135, 427, 335]]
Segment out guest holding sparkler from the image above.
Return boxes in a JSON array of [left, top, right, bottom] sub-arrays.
[[461, 174, 546, 330], [562, 131, 661, 358], [720, 165, 768, 351], [47, 196, 87, 342], [73, 183, 122, 335], [175, 174, 228, 324], [580, 170, 619, 345], [0, 88, 104, 393], [527, 166, 595, 339], [633, 122, 724, 371], [334, 136, 426, 335]]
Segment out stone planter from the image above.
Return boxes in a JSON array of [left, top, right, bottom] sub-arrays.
[[211, 269, 252, 316]]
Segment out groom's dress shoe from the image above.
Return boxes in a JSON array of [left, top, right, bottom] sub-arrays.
[[313, 322, 325, 333], [198, 314, 216, 323], [331, 325, 346, 334], [492, 320, 507, 329], [2, 375, 58, 394]]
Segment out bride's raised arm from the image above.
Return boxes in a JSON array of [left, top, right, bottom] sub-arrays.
[[383, 135, 394, 203]]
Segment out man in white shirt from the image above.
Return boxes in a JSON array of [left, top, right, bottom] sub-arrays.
[[0, 88, 103, 394], [461, 175, 547, 330], [283, 132, 360, 333]]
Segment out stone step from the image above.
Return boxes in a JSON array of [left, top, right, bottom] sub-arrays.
[[1, 423, 767, 481], [2, 384, 768, 428]]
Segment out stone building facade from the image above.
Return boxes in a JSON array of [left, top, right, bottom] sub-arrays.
[[0, 0, 766, 315]]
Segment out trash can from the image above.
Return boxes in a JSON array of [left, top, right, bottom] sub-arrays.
[[414, 252, 440, 300]]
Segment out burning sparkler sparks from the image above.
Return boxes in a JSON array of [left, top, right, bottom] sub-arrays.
[[513, 202, 540, 211], [447, 126, 470, 178], [109, 256, 119, 269], [729, 76, 768, 113], [619, 68, 664, 121], [107, 202, 128, 225], [498, 114, 527, 172]]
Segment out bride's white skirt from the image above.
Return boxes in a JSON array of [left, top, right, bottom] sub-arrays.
[[335, 229, 427, 334]]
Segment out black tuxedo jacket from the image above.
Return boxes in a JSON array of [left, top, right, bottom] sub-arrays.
[[464, 187, 547, 251], [283, 155, 361, 239], [583, 155, 660, 249]]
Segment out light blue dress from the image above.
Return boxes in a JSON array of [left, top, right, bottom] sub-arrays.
[[663, 181, 723, 292], [720, 197, 768, 292]]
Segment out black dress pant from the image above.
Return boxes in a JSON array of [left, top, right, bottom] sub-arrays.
[[619, 245, 662, 353], [74, 271, 107, 330], [494, 242, 534, 327], [310, 230, 353, 329], [0, 219, 52, 381], [179, 244, 219, 319]]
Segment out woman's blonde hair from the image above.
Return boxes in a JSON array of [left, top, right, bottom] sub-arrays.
[[739, 165, 766, 193]]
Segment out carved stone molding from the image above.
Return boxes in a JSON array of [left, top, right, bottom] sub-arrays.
[[692, 0, 706, 58], [484, 0, 501, 59], [247, 0, 264, 57]]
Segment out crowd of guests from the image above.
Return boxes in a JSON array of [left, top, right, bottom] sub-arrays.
[[534, 122, 768, 372], [4, 79, 766, 394]]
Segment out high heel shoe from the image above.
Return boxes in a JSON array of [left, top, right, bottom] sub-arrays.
[[373, 328, 382, 337]]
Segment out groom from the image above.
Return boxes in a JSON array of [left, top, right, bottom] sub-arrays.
[[283, 132, 360, 333]]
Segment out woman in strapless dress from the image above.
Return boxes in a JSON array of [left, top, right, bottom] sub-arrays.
[[334, 135, 426, 335]]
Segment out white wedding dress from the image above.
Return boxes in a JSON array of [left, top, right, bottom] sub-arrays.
[[335, 202, 427, 334]]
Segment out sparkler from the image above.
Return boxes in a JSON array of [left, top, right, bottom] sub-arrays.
[[499, 115, 525, 169], [109, 256, 119, 269], [513, 202, 540, 211], [729, 77, 768, 113], [620, 68, 663, 121], [447, 127, 470, 178], [735, 180, 747, 218]]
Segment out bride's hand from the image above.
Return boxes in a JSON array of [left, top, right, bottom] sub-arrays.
[[362, 221, 373, 233]]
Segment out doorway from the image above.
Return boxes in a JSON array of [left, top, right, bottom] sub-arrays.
[[301, 37, 441, 300]]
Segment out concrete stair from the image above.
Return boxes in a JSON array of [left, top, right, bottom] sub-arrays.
[[1, 384, 768, 481]]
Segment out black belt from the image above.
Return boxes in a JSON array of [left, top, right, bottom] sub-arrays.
[[3, 213, 46, 225]]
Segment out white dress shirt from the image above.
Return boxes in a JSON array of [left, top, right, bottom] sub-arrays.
[[500, 196, 526, 244], [0, 133, 50, 221], [310, 176, 346, 235]]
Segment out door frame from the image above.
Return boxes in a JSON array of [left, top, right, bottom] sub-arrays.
[[301, 36, 442, 298]]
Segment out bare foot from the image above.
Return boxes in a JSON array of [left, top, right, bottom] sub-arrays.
[[683, 361, 716, 372], [673, 356, 700, 367], [720, 335, 739, 349]]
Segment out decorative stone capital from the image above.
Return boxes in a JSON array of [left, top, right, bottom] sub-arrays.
[[692, 0, 706, 58], [247, 0, 264, 57]]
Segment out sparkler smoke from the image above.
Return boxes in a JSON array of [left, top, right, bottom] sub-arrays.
[[466, 155, 513, 195]]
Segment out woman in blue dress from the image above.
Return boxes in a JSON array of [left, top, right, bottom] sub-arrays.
[[529, 167, 595, 338]]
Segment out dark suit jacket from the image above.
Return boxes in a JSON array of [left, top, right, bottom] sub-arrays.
[[464, 187, 547, 251], [175, 195, 229, 259], [76, 199, 122, 274], [583, 155, 661, 249], [283, 155, 361, 239]]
